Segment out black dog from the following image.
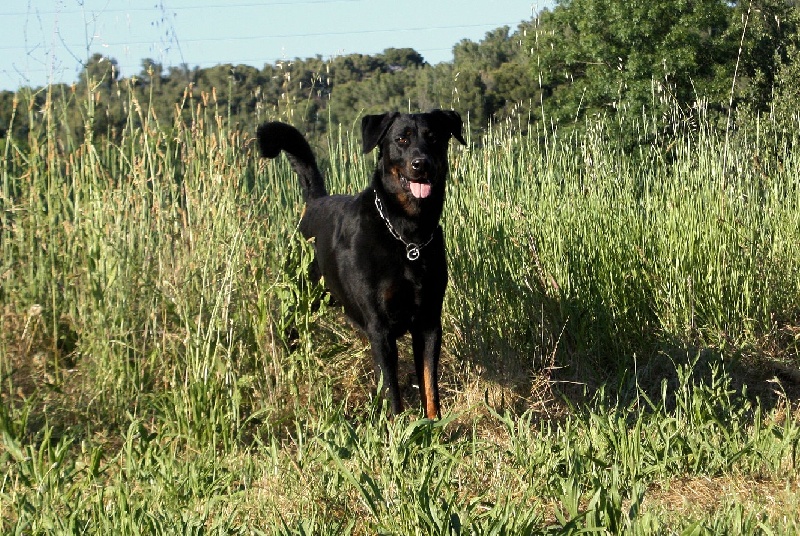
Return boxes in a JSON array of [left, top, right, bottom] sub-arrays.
[[256, 110, 465, 418]]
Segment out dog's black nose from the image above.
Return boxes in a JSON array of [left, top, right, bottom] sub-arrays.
[[411, 158, 427, 171]]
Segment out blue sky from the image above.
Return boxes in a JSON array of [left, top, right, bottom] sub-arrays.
[[0, 0, 551, 91]]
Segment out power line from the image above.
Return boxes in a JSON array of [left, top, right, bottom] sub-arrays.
[[1, 0, 364, 17], [0, 1, 536, 88], [0, 21, 523, 52]]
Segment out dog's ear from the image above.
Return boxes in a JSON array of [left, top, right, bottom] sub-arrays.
[[361, 112, 399, 153], [431, 109, 467, 146]]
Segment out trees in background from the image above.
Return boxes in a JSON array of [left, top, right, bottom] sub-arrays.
[[532, 0, 735, 122], [530, 0, 799, 130], [1, 1, 798, 147]]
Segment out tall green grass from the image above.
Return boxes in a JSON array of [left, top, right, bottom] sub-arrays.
[[1, 84, 799, 533], [445, 108, 800, 392]]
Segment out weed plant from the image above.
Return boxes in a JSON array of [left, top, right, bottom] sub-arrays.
[[1, 82, 799, 533]]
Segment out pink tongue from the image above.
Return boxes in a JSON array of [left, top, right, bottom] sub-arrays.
[[409, 181, 431, 199]]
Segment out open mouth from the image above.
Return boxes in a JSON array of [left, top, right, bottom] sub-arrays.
[[400, 175, 432, 199]]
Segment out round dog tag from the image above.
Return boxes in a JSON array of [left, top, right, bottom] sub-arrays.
[[406, 244, 421, 261]]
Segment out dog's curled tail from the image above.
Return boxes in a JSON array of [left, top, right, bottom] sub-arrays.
[[256, 121, 328, 201]]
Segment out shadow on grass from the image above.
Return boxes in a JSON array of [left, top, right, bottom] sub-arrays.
[[448, 273, 800, 421]]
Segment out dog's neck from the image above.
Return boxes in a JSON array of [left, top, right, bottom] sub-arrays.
[[373, 191, 440, 261], [371, 180, 444, 241]]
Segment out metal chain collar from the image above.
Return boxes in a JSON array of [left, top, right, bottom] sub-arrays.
[[373, 190, 437, 261]]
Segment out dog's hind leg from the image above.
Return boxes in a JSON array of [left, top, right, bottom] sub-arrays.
[[412, 326, 442, 419]]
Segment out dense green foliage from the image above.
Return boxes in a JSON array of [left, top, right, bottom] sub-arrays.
[[532, 0, 800, 125]]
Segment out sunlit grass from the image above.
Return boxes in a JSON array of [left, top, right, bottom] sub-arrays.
[[1, 84, 799, 534]]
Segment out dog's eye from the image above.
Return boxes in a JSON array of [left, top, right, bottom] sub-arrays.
[[422, 131, 438, 144], [395, 136, 409, 145]]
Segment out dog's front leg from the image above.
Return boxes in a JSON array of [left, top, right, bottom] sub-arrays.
[[412, 325, 442, 419], [369, 334, 403, 415]]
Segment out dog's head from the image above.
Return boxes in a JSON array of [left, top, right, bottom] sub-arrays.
[[362, 110, 466, 214]]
